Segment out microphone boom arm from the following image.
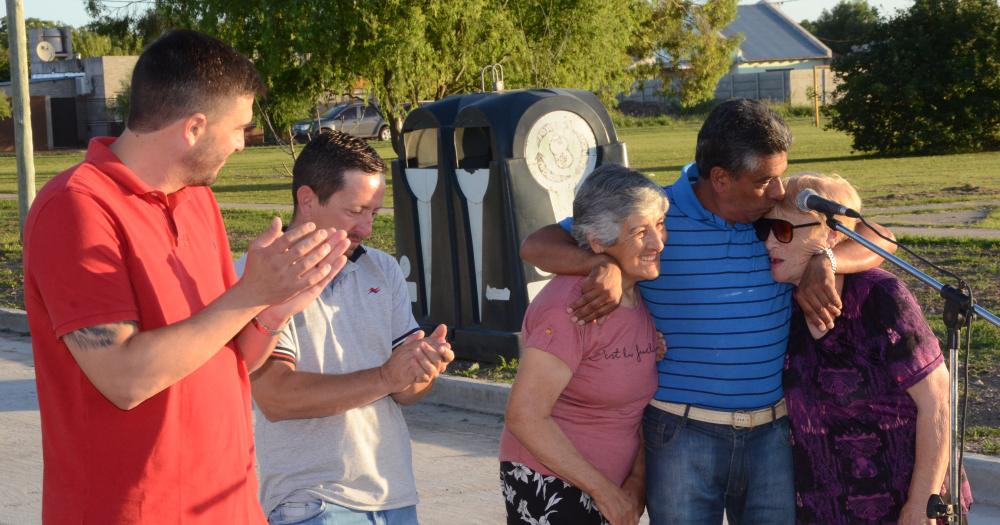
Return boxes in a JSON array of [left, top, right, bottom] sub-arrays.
[[827, 216, 999, 328]]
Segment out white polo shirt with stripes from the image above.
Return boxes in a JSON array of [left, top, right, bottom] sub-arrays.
[[245, 246, 422, 515]]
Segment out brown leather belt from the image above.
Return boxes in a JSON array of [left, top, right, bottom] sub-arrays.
[[649, 398, 787, 429]]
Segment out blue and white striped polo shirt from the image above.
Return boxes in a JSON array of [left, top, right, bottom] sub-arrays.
[[561, 163, 792, 410]]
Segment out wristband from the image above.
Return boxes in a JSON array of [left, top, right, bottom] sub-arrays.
[[251, 315, 287, 337], [822, 246, 837, 274]]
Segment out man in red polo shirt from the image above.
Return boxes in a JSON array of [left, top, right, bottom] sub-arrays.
[[22, 30, 349, 524]]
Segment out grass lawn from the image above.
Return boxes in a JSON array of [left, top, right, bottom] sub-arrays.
[[2, 123, 1000, 449], [4, 117, 1000, 209]]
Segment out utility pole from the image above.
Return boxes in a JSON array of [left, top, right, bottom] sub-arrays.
[[5, 0, 36, 236]]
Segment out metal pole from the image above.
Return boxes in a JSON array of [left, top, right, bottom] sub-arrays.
[[813, 66, 820, 127], [5, 0, 36, 237]]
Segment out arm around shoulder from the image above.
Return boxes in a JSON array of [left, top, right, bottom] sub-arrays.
[[832, 220, 897, 274], [520, 224, 604, 276]]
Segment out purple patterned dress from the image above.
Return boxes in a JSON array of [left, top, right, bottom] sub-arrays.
[[784, 268, 971, 524]]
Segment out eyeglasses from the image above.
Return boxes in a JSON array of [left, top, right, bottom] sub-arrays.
[[753, 218, 821, 243]]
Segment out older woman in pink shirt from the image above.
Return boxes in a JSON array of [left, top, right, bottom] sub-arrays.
[[499, 164, 667, 525]]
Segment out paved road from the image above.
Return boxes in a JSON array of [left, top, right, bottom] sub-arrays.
[[2, 332, 997, 524], [0, 334, 582, 525]]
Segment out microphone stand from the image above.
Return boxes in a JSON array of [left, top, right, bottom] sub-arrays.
[[823, 214, 1000, 524]]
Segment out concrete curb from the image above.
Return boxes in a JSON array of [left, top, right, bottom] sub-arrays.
[[425, 375, 510, 418], [0, 307, 29, 335]]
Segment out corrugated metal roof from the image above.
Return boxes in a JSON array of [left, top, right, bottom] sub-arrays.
[[723, 2, 832, 62]]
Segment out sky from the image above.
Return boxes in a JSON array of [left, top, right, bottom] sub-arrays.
[[8, 0, 916, 30]]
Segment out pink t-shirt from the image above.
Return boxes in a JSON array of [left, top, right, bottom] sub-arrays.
[[499, 275, 659, 486]]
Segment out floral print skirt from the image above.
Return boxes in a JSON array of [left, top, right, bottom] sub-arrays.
[[499, 461, 608, 525]]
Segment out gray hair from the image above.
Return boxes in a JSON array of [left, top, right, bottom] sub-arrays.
[[571, 164, 668, 248]]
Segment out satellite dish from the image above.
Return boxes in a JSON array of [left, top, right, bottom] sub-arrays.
[[36, 41, 56, 62]]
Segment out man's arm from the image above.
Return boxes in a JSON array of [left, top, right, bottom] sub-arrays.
[[796, 221, 897, 330], [521, 224, 607, 276], [250, 329, 447, 421], [520, 224, 623, 323], [64, 219, 346, 410]]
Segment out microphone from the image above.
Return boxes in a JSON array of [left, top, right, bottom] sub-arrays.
[[795, 188, 861, 218]]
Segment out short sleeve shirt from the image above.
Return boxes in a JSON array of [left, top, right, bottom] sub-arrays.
[[560, 163, 792, 410], [23, 137, 263, 524], [252, 247, 422, 514], [784, 269, 970, 523], [499, 276, 659, 486]]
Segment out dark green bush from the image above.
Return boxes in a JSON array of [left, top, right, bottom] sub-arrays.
[[826, 0, 1000, 154]]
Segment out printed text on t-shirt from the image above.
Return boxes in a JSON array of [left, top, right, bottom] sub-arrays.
[[587, 344, 655, 363]]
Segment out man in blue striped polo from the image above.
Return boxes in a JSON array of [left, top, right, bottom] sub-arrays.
[[520, 98, 894, 524]]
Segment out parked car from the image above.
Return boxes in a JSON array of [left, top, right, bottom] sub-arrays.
[[291, 101, 391, 143]]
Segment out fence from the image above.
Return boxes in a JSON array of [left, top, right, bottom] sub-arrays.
[[620, 68, 839, 108]]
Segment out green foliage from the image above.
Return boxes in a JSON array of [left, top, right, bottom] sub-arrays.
[[634, 0, 741, 108], [71, 28, 111, 57], [154, 0, 358, 137], [966, 426, 1000, 455], [503, 0, 645, 106], [87, 0, 739, 146], [71, 26, 144, 57], [799, 0, 881, 57], [827, 0, 1000, 155], [449, 356, 519, 382], [0, 199, 23, 309], [350, 0, 521, 148], [111, 80, 130, 123], [0, 94, 10, 120], [82, 2, 170, 55]]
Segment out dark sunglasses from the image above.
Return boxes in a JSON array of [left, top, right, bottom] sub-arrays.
[[753, 218, 821, 243]]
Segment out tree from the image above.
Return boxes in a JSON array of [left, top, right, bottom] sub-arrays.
[[87, 0, 739, 146], [72, 28, 113, 57], [799, 0, 881, 57], [338, 0, 521, 147], [141, 0, 648, 146], [826, 0, 1000, 154], [504, 0, 648, 105], [634, 0, 741, 108], [0, 95, 10, 120]]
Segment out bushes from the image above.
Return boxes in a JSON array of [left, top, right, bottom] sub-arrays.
[[610, 100, 813, 129], [826, 0, 1000, 154]]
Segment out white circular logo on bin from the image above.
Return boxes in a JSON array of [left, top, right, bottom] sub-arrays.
[[524, 110, 598, 190]]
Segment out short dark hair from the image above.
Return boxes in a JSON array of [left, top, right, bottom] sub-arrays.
[[695, 98, 792, 178], [292, 131, 386, 216], [127, 29, 265, 132]]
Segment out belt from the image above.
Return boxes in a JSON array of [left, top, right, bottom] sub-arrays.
[[649, 398, 787, 429]]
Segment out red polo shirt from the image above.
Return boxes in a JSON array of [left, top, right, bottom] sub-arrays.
[[23, 137, 265, 524]]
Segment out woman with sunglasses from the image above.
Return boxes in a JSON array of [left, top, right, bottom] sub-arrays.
[[757, 173, 971, 524], [499, 164, 667, 525]]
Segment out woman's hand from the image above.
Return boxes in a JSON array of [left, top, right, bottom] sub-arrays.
[[593, 484, 642, 525]]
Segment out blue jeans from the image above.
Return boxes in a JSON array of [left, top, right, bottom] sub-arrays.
[[643, 405, 794, 525], [267, 499, 418, 525]]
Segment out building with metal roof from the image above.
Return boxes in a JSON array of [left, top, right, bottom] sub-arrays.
[[724, 1, 832, 73]]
